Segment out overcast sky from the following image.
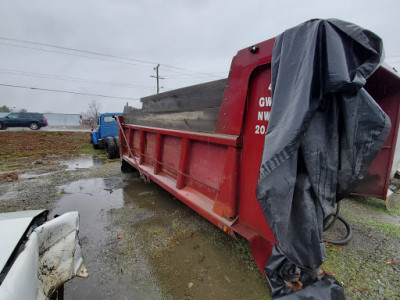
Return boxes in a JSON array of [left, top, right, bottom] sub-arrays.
[[0, 0, 399, 115]]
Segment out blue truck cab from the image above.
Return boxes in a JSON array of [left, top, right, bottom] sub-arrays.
[[90, 113, 122, 159]]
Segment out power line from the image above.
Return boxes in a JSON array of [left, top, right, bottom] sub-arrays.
[[157, 67, 221, 80], [0, 37, 156, 66], [0, 41, 222, 81], [162, 73, 223, 80], [0, 36, 224, 79], [0, 42, 153, 69], [0, 83, 140, 101], [0, 68, 154, 90], [159, 64, 223, 78], [163, 75, 222, 80]]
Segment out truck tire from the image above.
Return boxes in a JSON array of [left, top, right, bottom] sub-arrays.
[[113, 136, 120, 158], [121, 160, 137, 173], [0, 122, 6, 130], [105, 137, 118, 159], [29, 122, 40, 130]]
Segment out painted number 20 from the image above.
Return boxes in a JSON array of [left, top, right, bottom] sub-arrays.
[[255, 125, 266, 134]]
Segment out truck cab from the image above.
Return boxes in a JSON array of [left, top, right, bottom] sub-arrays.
[[90, 113, 122, 159]]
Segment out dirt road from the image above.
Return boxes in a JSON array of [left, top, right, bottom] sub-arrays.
[[0, 131, 399, 299]]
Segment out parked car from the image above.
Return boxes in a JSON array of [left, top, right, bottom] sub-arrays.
[[0, 112, 48, 130], [90, 113, 122, 159]]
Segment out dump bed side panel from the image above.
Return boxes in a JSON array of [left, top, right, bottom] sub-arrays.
[[123, 79, 227, 133], [354, 66, 400, 199], [141, 79, 227, 113]]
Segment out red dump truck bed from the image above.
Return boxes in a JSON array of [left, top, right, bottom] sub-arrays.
[[117, 36, 400, 274]]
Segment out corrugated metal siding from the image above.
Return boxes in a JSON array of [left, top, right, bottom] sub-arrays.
[[44, 114, 82, 126]]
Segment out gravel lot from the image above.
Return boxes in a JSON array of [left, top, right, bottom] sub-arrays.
[[0, 131, 399, 299]]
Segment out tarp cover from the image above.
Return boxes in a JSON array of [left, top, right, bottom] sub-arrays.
[[256, 19, 390, 299]]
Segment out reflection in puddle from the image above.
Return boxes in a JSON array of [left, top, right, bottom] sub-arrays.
[[59, 157, 95, 170], [20, 155, 106, 179], [51, 175, 269, 299], [59, 155, 106, 171], [52, 178, 126, 299], [53, 178, 123, 245]]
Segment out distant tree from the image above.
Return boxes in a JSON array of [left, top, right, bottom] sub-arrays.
[[19, 108, 27, 113], [0, 105, 11, 112], [87, 100, 102, 124]]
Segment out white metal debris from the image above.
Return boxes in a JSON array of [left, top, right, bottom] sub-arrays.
[[0, 211, 87, 300]]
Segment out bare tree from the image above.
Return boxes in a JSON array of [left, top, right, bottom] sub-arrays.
[[87, 100, 102, 124], [0, 105, 11, 112], [19, 108, 27, 113]]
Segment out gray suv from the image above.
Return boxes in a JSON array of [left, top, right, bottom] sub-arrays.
[[0, 112, 48, 130]]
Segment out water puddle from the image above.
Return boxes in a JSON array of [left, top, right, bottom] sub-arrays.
[[19, 155, 107, 179], [52, 175, 269, 299], [59, 157, 96, 170], [52, 178, 129, 299]]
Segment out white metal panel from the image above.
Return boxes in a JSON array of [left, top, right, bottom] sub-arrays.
[[0, 210, 45, 273], [0, 211, 87, 299]]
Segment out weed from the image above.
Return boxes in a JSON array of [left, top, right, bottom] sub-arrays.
[[78, 146, 97, 153]]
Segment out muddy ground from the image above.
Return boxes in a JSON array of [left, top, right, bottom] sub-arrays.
[[0, 131, 399, 299]]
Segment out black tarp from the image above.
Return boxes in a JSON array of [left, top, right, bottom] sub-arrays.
[[256, 19, 391, 299]]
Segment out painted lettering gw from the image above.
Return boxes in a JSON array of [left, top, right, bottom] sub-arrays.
[[259, 97, 272, 107]]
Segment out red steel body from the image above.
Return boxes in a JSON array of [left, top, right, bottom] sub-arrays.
[[354, 66, 400, 200], [118, 38, 400, 273]]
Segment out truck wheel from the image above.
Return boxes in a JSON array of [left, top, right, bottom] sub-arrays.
[[0, 122, 6, 130], [105, 137, 117, 159], [121, 160, 137, 173], [113, 136, 120, 158], [29, 122, 39, 130]]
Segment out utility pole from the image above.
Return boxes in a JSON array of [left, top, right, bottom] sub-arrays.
[[150, 64, 164, 94]]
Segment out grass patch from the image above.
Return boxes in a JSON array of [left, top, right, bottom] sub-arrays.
[[348, 196, 393, 214], [77, 146, 97, 153], [365, 219, 400, 237], [341, 210, 400, 238], [323, 243, 400, 299], [41, 132, 51, 137], [19, 149, 53, 155]]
